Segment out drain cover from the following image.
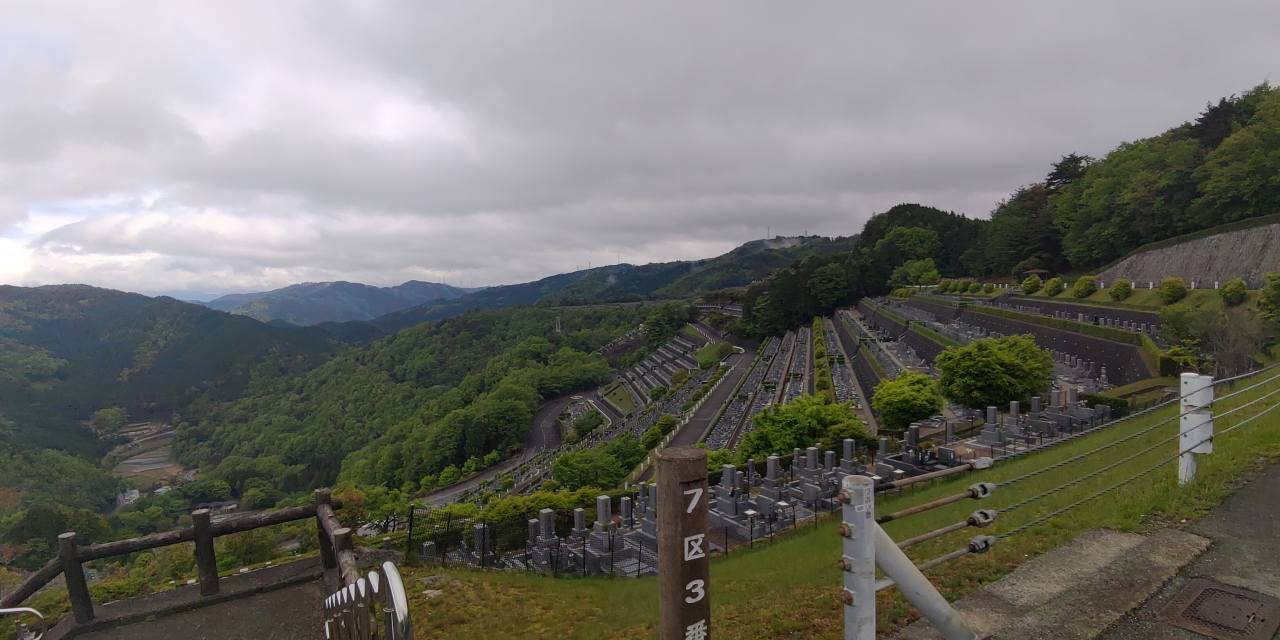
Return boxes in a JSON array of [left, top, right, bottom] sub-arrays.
[[1159, 578, 1280, 640]]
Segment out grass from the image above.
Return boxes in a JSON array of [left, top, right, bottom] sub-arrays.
[[603, 383, 637, 415], [680, 325, 705, 341], [1024, 286, 1256, 312], [405, 368, 1280, 639]]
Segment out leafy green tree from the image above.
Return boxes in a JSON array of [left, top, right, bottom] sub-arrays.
[[807, 262, 849, 309], [641, 426, 663, 449], [873, 227, 941, 265], [738, 395, 868, 463], [648, 385, 668, 401], [1260, 273, 1280, 319], [1044, 277, 1064, 296], [1192, 87, 1280, 225], [936, 335, 1053, 409], [552, 449, 624, 491], [437, 465, 461, 486], [655, 414, 679, 435], [1021, 274, 1043, 295], [1158, 277, 1188, 304], [1220, 278, 1248, 306], [871, 373, 944, 433], [888, 258, 941, 288], [1109, 278, 1133, 301], [603, 433, 646, 470], [91, 407, 127, 433], [1070, 276, 1098, 299], [936, 279, 953, 293]]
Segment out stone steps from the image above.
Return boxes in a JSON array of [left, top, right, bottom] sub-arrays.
[[896, 528, 1210, 640]]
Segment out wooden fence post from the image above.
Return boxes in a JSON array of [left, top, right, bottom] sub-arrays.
[[315, 488, 336, 570], [657, 447, 710, 640], [192, 509, 219, 596], [57, 532, 94, 624]]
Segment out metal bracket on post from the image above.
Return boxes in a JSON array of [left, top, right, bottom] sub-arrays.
[[840, 475, 876, 640], [1179, 373, 1214, 486]]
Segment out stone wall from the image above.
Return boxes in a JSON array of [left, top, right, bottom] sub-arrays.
[[1097, 223, 1280, 288]]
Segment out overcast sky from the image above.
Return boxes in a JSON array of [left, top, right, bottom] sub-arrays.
[[1, 1, 1277, 297]]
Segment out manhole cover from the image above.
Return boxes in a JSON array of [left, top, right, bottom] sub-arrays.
[[1159, 578, 1280, 640]]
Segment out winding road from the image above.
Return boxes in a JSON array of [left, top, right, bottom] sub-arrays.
[[420, 394, 572, 506]]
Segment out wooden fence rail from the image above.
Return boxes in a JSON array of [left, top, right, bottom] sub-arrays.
[[0, 487, 347, 628]]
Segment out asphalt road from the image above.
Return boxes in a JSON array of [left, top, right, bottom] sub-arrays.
[[420, 394, 572, 506]]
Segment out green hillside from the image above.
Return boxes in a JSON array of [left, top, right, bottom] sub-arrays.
[[175, 304, 656, 493], [0, 285, 340, 457], [372, 236, 857, 332]]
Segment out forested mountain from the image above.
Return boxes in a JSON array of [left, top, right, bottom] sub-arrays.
[[966, 82, 1280, 276], [0, 285, 341, 457], [204, 280, 474, 325], [174, 304, 654, 494], [742, 204, 982, 336], [372, 236, 857, 332]]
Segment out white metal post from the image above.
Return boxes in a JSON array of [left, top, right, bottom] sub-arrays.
[[1179, 373, 1214, 485], [841, 475, 876, 639], [873, 525, 977, 640]]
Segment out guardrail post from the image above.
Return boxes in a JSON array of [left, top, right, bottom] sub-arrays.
[[840, 475, 875, 639], [1179, 372, 1214, 485], [657, 447, 710, 640], [192, 509, 219, 595], [57, 532, 94, 624], [315, 488, 337, 570], [872, 526, 976, 639]]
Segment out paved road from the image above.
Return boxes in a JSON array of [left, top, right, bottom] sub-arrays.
[[1099, 462, 1280, 639], [420, 394, 572, 506]]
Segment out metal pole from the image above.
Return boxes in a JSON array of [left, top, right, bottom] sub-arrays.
[[840, 476, 875, 640], [872, 525, 976, 639]]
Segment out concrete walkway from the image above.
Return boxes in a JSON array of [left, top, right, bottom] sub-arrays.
[[1099, 462, 1280, 639]]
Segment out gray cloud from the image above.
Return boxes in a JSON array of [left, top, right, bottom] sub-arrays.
[[2, 0, 1279, 294]]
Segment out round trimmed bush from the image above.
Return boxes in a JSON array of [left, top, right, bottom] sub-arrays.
[[1070, 276, 1098, 299], [982, 282, 996, 293], [1220, 277, 1247, 306], [967, 281, 982, 294], [1021, 274, 1042, 295], [1109, 278, 1133, 301], [1044, 277, 1064, 296], [936, 279, 952, 293], [1158, 277, 1188, 305]]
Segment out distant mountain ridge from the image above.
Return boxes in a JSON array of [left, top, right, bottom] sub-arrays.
[[204, 280, 475, 325], [371, 235, 857, 332]]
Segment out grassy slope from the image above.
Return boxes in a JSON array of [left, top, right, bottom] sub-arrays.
[[406, 368, 1280, 638], [604, 382, 637, 415]]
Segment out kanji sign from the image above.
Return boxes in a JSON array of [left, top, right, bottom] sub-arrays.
[[658, 447, 710, 640]]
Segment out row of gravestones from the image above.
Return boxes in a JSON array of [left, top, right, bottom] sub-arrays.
[[424, 439, 929, 577]]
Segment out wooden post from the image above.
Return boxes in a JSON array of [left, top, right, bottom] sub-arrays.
[[192, 509, 219, 596], [57, 532, 94, 624], [657, 447, 709, 640], [315, 488, 336, 570], [333, 527, 359, 586]]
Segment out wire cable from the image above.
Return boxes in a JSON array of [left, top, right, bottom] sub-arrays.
[[999, 369, 1280, 487], [995, 393, 1280, 541], [997, 383, 1280, 513]]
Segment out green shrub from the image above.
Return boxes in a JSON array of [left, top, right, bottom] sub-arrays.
[[1021, 274, 1042, 295], [1109, 278, 1133, 301], [1044, 277, 1064, 296], [1158, 277, 1188, 304], [982, 282, 996, 293], [936, 279, 952, 293], [1220, 277, 1247, 306], [1070, 276, 1098, 299], [967, 281, 982, 294], [1262, 273, 1280, 319]]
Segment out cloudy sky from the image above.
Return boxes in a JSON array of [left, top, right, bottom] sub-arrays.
[[1, 1, 1277, 297]]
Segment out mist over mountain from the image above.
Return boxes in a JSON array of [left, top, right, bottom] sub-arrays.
[[203, 280, 475, 325]]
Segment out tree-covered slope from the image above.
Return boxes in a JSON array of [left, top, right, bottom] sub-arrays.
[[373, 236, 857, 332], [0, 285, 341, 456], [968, 82, 1280, 276], [204, 280, 473, 325], [175, 304, 652, 493]]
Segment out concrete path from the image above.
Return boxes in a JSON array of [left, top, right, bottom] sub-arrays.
[[1099, 462, 1280, 639]]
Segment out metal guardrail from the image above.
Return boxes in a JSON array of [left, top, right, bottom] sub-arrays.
[[1, 606, 45, 639], [322, 561, 412, 640]]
